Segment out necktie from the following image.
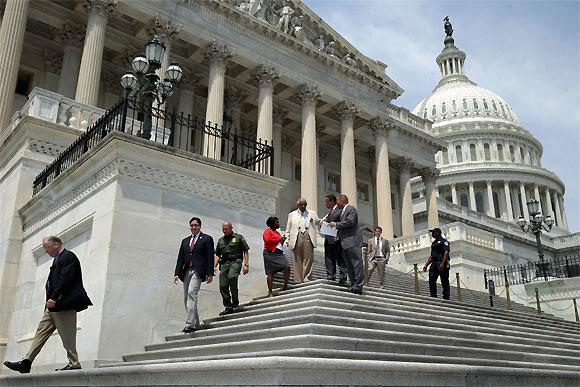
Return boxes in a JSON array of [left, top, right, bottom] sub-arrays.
[[188, 235, 197, 267], [376, 237, 380, 255]]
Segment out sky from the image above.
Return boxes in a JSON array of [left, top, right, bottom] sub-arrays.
[[305, 0, 580, 232]]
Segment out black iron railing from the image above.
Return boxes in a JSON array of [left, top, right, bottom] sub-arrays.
[[484, 255, 580, 288], [32, 96, 274, 195]]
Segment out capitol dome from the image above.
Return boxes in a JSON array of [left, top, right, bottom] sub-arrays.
[[410, 26, 568, 232]]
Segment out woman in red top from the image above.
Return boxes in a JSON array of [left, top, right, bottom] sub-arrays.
[[263, 216, 290, 297]]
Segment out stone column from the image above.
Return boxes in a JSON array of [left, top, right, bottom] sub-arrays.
[[296, 83, 321, 213], [57, 23, 85, 99], [553, 193, 562, 226], [370, 117, 393, 239], [519, 182, 529, 219], [451, 183, 458, 204], [203, 41, 231, 159], [75, 0, 116, 106], [422, 168, 440, 230], [398, 158, 414, 235], [503, 181, 513, 221], [0, 0, 30, 131], [511, 187, 520, 219], [544, 187, 554, 218], [335, 101, 360, 208], [255, 65, 279, 174], [468, 181, 476, 211], [533, 184, 542, 214], [175, 72, 201, 151], [557, 195, 568, 230], [486, 180, 495, 217], [272, 104, 288, 178]]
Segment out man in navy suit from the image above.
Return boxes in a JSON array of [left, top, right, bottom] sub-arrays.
[[173, 217, 214, 333], [3, 236, 92, 373]]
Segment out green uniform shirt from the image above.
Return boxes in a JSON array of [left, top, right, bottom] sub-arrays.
[[215, 233, 250, 262]]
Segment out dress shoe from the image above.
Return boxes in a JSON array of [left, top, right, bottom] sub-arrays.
[[219, 307, 234, 316], [181, 326, 196, 333], [55, 364, 81, 371], [3, 359, 31, 373], [349, 287, 363, 295]]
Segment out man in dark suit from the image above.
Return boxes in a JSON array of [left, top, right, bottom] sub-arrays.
[[3, 236, 92, 373], [322, 194, 347, 284], [173, 217, 214, 333], [330, 194, 364, 295]]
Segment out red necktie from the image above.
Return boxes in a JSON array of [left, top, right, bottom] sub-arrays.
[[188, 235, 197, 267]]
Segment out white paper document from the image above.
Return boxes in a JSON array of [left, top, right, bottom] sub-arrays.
[[319, 221, 337, 237]]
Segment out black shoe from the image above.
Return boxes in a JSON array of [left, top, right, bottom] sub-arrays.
[[349, 288, 363, 295], [182, 326, 196, 333], [219, 307, 234, 316], [55, 364, 81, 371], [4, 359, 31, 373], [338, 278, 347, 285]]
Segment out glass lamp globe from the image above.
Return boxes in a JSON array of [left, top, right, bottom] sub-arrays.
[[165, 63, 183, 82], [517, 216, 527, 229], [526, 199, 540, 216], [145, 36, 166, 67], [545, 215, 554, 227], [120, 72, 138, 90], [159, 80, 174, 98], [132, 56, 149, 74]]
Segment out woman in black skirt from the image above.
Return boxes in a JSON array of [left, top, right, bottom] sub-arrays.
[[262, 216, 290, 297]]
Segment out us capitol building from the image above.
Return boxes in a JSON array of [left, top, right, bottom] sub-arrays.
[[0, 0, 577, 373]]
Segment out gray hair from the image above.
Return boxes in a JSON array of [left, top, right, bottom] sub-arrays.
[[338, 194, 349, 203], [43, 236, 63, 246], [296, 198, 307, 205]]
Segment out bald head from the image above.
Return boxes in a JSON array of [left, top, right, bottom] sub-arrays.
[[222, 222, 233, 236]]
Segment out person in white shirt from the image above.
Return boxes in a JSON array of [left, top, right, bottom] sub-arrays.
[[366, 226, 390, 289], [285, 198, 319, 283]]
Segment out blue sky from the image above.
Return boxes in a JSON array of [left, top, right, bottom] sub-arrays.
[[305, 0, 580, 232]]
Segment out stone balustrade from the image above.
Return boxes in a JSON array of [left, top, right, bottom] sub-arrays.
[[7, 87, 106, 133]]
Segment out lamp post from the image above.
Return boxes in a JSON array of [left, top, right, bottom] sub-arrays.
[[120, 36, 183, 139], [517, 198, 554, 263]]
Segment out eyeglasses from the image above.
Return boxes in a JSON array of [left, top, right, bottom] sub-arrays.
[[190, 223, 200, 227]]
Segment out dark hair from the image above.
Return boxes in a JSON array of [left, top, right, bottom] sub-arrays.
[[325, 194, 337, 202], [374, 226, 382, 232], [189, 217, 202, 226], [266, 216, 279, 227]]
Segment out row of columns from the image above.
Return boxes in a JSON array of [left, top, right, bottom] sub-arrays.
[[443, 180, 568, 229]]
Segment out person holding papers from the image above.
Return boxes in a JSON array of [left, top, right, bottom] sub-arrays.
[[320, 194, 347, 284], [262, 216, 290, 297]]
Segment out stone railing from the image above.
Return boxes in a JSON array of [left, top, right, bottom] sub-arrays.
[[7, 87, 106, 134], [384, 102, 433, 133], [552, 233, 580, 249], [390, 221, 504, 255]]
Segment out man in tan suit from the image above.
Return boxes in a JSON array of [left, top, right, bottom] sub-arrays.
[[366, 226, 390, 289], [285, 198, 319, 283]]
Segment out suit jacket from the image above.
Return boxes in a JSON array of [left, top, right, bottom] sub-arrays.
[[323, 205, 342, 244], [285, 209, 319, 249], [175, 232, 215, 281], [46, 249, 92, 312], [367, 236, 390, 261], [335, 204, 362, 250]]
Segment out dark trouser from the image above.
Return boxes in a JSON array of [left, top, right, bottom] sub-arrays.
[[429, 261, 450, 300], [342, 245, 364, 291], [324, 240, 346, 281], [219, 260, 242, 308]]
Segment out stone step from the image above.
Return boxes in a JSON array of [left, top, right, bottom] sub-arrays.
[[158, 312, 580, 353], [122, 331, 580, 367], [103, 347, 580, 372], [203, 283, 580, 336], [3, 357, 579, 386], [144, 321, 579, 361]]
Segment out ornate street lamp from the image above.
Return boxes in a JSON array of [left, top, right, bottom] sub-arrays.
[[120, 36, 183, 139], [518, 198, 554, 265]]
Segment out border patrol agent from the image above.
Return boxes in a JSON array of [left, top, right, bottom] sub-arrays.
[[214, 222, 250, 315], [422, 228, 451, 300]]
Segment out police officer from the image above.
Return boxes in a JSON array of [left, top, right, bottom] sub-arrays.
[[422, 228, 450, 300], [214, 222, 250, 315]]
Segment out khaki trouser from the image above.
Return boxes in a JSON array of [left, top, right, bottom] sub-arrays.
[[293, 231, 314, 283], [25, 309, 79, 367]]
